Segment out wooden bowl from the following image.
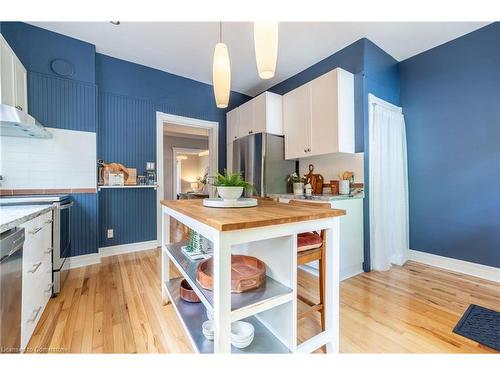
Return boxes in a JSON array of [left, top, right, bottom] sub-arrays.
[[196, 255, 266, 293], [179, 279, 201, 303]]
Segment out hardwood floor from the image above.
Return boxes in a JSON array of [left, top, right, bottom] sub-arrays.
[[26, 248, 499, 353]]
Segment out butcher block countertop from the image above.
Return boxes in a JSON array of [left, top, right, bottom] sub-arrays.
[[161, 199, 346, 232]]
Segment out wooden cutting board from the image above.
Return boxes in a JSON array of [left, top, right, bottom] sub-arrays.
[[304, 164, 324, 195]]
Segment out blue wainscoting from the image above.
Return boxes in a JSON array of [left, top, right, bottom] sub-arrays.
[[28, 72, 98, 132], [70, 194, 99, 256], [98, 188, 156, 247], [400, 22, 500, 267]]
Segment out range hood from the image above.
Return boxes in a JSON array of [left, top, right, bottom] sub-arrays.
[[0, 104, 52, 138]]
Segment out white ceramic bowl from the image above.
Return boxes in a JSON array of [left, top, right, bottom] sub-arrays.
[[230, 321, 255, 348], [202, 320, 215, 341], [217, 186, 243, 201]]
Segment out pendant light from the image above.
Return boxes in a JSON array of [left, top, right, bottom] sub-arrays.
[[212, 22, 231, 108], [254, 22, 278, 79]]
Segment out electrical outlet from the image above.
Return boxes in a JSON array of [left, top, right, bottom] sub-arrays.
[[107, 229, 114, 239]]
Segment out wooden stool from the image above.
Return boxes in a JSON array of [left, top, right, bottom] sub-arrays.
[[289, 200, 330, 332]]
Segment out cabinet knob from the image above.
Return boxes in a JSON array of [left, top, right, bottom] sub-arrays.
[[307, 148, 311, 152], [15, 105, 23, 111], [248, 130, 253, 134], [304, 149, 307, 153]]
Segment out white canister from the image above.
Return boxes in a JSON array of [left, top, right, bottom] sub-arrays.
[[339, 180, 350, 195], [304, 183, 312, 196], [293, 182, 304, 196]]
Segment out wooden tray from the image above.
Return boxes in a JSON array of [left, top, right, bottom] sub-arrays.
[[196, 255, 266, 293]]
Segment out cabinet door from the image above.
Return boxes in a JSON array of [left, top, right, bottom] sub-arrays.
[[310, 71, 339, 156], [14, 58, 27, 112], [238, 99, 254, 137], [251, 92, 267, 134], [283, 83, 311, 160], [226, 108, 239, 143], [0, 37, 16, 107]]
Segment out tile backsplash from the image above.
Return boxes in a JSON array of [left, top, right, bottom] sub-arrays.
[[299, 152, 364, 184], [0, 127, 96, 189]]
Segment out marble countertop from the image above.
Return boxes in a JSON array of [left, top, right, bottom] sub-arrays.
[[0, 205, 53, 233], [270, 192, 365, 202]]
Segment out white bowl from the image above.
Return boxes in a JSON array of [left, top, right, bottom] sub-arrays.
[[217, 186, 243, 201], [231, 321, 255, 346], [202, 320, 215, 340]]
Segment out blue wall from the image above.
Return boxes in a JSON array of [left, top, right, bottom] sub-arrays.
[[400, 22, 500, 267], [268, 38, 400, 271], [96, 54, 249, 247]]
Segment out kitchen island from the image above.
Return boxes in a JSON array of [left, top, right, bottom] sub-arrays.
[[160, 199, 346, 354]]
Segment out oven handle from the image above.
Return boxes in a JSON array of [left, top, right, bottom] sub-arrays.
[[59, 201, 74, 210]]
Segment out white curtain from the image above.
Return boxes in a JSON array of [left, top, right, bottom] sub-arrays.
[[369, 96, 409, 271]]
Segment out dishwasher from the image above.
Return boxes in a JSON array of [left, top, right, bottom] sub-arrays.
[[0, 227, 24, 353]]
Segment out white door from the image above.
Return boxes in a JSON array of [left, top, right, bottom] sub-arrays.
[[283, 83, 311, 160], [310, 71, 339, 156]]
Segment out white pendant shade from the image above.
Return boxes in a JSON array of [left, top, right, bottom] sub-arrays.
[[254, 22, 278, 79], [212, 42, 231, 108]]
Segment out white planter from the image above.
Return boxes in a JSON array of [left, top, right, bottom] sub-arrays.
[[217, 186, 244, 201], [293, 182, 304, 196]]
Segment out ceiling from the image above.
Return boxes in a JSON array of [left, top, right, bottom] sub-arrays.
[[30, 22, 489, 96]]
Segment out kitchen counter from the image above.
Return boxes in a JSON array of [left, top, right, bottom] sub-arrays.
[[161, 199, 344, 354], [270, 192, 364, 201], [0, 204, 53, 233]]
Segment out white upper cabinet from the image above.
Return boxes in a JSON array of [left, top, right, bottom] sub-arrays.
[[226, 91, 283, 141], [0, 34, 28, 112], [283, 68, 354, 160]]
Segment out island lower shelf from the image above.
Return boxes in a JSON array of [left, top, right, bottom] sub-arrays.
[[164, 242, 294, 321], [165, 277, 290, 354]]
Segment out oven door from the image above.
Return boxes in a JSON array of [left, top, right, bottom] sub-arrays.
[[53, 200, 73, 294]]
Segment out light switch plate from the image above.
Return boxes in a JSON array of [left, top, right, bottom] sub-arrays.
[[107, 229, 114, 239]]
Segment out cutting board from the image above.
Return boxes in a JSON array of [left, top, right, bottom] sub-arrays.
[[304, 164, 324, 195]]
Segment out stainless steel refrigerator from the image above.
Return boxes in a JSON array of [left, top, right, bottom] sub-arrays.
[[232, 133, 296, 196]]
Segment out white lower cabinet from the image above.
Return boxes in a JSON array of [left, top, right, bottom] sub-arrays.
[[279, 197, 364, 280], [19, 211, 53, 351]]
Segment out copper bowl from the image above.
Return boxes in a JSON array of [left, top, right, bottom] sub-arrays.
[[179, 279, 201, 303]]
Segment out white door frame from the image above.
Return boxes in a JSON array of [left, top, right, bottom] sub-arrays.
[[172, 147, 208, 199], [156, 112, 219, 245]]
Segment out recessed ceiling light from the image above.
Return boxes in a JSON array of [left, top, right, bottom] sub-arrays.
[[110, 21, 120, 25]]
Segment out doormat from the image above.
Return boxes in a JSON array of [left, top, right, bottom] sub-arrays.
[[453, 304, 500, 351]]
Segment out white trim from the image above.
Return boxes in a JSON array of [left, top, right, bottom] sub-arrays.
[[99, 240, 159, 258], [299, 264, 363, 281], [156, 111, 219, 247], [67, 241, 159, 269], [67, 253, 100, 269], [409, 250, 500, 283], [368, 93, 402, 113]]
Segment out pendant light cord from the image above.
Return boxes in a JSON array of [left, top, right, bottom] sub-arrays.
[[219, 21, 222, 43]]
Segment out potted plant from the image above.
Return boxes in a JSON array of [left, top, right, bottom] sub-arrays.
[[288, 172, 306, 196], [210, 170, 256, 201]]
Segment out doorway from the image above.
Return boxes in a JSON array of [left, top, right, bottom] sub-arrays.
[[172, 147, 210, 199], [156, 112, 218, 244]]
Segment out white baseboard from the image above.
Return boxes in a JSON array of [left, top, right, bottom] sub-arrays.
[[99, 240, 159, 258], [68, 252, 100, 270], [409, 249, 500, 283], [68, 240, 159, 269], [299, 264, 364, 281]]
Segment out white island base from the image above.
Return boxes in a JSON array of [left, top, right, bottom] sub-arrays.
[[160, 200, 344, 354]]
